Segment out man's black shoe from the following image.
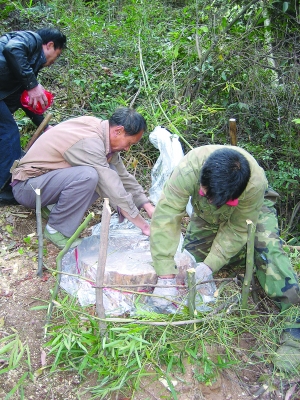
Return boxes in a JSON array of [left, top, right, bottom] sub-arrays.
[[0, 186, 19, 206]]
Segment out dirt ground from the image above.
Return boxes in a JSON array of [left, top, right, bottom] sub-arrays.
[[0, 202, 299, 400]]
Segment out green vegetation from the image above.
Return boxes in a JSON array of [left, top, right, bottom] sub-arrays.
[[41, 290, 299, 398], [3, 0, 299, 243], [1, 0, 300, 397], [0, 332, 32, 400], [2, 275, 299, 398]]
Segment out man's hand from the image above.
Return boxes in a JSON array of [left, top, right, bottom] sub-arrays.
[[28, 84, 48, 110], [195, 262, 216, 303], [143, 202, 155, 219], [147, 277, 177, 313], [119, 208, 150, 236], [140, 222, 150, 236]]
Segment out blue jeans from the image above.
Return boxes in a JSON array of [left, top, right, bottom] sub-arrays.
[[0, 100, 21, 190]]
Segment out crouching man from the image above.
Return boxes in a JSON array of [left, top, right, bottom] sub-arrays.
[[150, 145, 300, 373], [11, 107, 154, 248]]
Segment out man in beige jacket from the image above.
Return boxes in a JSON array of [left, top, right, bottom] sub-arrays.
[[11, 107, 154, 248]]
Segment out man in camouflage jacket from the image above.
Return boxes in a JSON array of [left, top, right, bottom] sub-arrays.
[[150, 145, 300, 372]]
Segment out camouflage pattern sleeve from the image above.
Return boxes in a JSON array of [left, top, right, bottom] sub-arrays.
[[150, 159, 196, 276]]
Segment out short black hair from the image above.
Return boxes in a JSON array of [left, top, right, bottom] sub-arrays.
[[200, 148, 251, 207], [109, 107, 147, 136], [36, 28, 67, 50]]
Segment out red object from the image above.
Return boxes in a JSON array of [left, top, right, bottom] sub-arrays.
[[20, 89, 54, 115], [199, 188, 239, 206]]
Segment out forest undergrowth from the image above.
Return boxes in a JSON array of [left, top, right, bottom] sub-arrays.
[[0, 0, 300, 398]]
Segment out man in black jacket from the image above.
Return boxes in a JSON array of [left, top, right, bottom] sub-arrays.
[[0, 28, 67, 204]]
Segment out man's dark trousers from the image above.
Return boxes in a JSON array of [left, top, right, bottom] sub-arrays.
[[0, 100, 21, 190]]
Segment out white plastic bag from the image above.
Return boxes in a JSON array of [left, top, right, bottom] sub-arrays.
[[149, 126, 193, 215], [149, 126, 184, 205]]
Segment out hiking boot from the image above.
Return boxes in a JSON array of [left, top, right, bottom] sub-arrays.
[[44, 228, 82, 249], [272, 328, 300, 373], [41, 206, 51, 220]]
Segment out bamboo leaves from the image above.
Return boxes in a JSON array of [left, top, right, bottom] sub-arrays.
[[0, 332, 32, 397], [0, 332, 29, 375]]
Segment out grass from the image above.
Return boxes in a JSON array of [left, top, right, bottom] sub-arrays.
[[35, 278, 299, 399], [1, 256, 300, 398], [0, 331, 32, 399]]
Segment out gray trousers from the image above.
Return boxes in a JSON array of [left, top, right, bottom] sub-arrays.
[[12, 166, 99, 237]]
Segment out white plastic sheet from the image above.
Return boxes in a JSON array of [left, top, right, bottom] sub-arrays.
[[149, 126, 193, 215], [60, 215, 215, 315], [60, 216, 153, 314], [149, 126, 184, 205]]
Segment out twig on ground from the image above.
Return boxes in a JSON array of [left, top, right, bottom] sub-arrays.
[[253, 384, 269, 398]]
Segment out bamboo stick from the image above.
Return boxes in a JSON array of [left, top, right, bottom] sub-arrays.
[[96, 198, 111, 335], [241, 219, 255, 313], [35, 188, 43, 277], [186, 268, 196, 318], [45, 212, 94, 331]]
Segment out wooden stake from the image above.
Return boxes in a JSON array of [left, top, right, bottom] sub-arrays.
[[229, 118, 237, 146], [25, 113, 52, 151], [35, 188, 43, 277], [241, 219, 255, 313], [96, 198, 111, 336]]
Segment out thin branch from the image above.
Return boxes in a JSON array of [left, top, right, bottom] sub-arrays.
[[186, 268, 196, 318], [129, 82, 141, 108], [45, 267, 237, 287], [45, 212, 94, 331], [50, 296, 240, 327], [197, 0, 260, 68]]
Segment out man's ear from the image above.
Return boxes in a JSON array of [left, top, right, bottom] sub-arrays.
[[45, 41, 55, 50], [113, 125, 125, 136]]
